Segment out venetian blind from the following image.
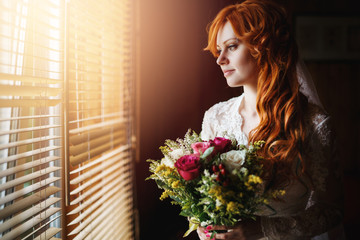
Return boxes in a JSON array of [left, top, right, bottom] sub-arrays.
[[0, 0, 63, 240], [65, 0, 135, 239]]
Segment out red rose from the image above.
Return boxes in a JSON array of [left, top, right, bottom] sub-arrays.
[[209, 137, 232, 154], [174, 154, 201, 181]]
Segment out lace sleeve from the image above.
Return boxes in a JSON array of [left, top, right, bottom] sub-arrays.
[[260, 116, 344, 239]]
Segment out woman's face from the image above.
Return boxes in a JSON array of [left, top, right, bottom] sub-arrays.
[[216, 21, 258, 88]]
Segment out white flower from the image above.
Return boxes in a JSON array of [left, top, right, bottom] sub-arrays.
[[201, 220, 212, 227], [161, 156, 174, 168], [169, 148, 189, 160], [160, 148, 189, 168], [220, 150, 247, 172]]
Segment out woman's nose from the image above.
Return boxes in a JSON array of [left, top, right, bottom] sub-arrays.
[[216, 52, 228, 65]]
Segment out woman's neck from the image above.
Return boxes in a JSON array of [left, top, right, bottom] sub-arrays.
[[242, 85, 258, 117], [239, 85, 260, 137]]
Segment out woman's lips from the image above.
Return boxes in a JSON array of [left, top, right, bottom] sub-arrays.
[[223, 69, 235, 77]]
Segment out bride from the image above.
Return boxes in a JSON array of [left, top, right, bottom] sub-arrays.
[[196, 0, 345, 239]]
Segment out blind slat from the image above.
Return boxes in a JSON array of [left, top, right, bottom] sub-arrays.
[[69, 145, 129, 174], [0, 166, 61, 192], [0, 155, 60, 178], [0, 99, 61, 108], [69, 162, 127, 206], [0, 85, 61, 97], [69, 152, 128, 184], [0, 125, 60, 136], [0, 114, 60, 122], [70, 130, 122, 156], [0, 207, 61, 240], [0, 186, 60, 220], [69, 125, 122, 145], [68, 170, 130, 215], [33, 227, 62, 240], [0, 136, 61, 150], [68, 190, 127, 236], [68, 118, 125, 135], [69, 137, 122, 165], [99, 208, 133, 240], [0, 145, 61, 164], [0, 177, 60, 206], [70, 159, 126, 195], [68, 112, 122, 124], [83, 204, 132, 240], [71, 196, 132, 240], [21, 214, 62, 240], [0, 73, 61, 84], [67, 182, 128, 225], [0, 197, 61, 232]]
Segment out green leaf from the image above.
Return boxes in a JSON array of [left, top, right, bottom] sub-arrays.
[[201, 146, 214, 159]]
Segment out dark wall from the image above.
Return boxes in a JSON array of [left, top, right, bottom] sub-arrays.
[[135, 0, 360, 239], [136, 1, 237, 239]]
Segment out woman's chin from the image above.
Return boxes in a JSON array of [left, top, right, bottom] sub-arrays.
[[226, 80, 242, 88]]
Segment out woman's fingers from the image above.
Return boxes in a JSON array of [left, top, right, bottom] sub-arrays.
[[213, 225, 245, 240], [197, 226, 217, 240], [197, 227, 211, 240], [208, 225, 229, 231]]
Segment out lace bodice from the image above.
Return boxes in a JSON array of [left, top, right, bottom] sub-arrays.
[[200, 95, 344, 240]]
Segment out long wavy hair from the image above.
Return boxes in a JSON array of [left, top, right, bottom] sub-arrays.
[[205, 0, 308, 187]]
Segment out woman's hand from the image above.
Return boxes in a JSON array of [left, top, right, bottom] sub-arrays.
[[196, 218, 264, 240]]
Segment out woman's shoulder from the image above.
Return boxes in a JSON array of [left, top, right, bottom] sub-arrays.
[[305, 104, 333, 148], [305, 104, 330, 132]]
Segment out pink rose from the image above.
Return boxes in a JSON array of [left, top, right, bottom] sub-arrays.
[[191, 142, 211, 156], [174, 154, 201, 181], [209, 137, 232, 154]]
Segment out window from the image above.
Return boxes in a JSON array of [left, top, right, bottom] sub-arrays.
[[64, 0, 136, 239], [0, 0, 64, 239], [0, 0, 136, 239]]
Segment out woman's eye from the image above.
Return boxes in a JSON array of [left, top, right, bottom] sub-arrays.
[[228, 44, 237, 51]]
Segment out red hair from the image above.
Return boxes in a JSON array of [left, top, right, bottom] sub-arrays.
[[205, 0, 308, 187]]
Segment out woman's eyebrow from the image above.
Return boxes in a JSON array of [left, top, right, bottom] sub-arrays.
[[217, 38, 239, 48]]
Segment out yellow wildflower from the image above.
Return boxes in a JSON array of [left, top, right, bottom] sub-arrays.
[[245, 175, 262, 190], [171, 180, 180, 189], [226, 201, 237, 212], [208, 186, 222, 196], [164, 168, 172, 177], [160, 190, 169, 200], [248, 175, 263, 184], [155, 164, 165, 173], [226, 201, 243, 214], [271, 189, 286, 198]]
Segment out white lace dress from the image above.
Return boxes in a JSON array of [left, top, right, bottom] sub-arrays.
[[200, 94, 345, 240]]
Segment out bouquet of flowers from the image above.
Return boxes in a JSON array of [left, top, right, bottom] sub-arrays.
[[147, 130, 283, 237]]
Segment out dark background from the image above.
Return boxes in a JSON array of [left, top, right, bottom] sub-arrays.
[[135, 0, 360, 239]]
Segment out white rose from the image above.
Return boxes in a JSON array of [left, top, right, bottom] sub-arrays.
[[220, 150, 246, 172]]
